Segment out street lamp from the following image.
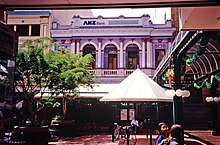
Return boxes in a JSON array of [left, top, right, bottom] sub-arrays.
[[206, 96, 220, 136], [165, 89, 191, 98], [206, 97, 220, 102], [165, 89, 190, 130]]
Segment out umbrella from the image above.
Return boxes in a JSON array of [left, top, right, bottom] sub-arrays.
[[100, 68, 173, 102], [34, 84, 118, 99]]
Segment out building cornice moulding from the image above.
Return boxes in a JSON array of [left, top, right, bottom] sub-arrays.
[[51, 28, 175, 37]]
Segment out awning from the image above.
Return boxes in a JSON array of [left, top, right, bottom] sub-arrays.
[[154, 31, 220, 86], [34, 84, 118, 99]]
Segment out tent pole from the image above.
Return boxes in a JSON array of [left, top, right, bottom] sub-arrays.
[[126, 103, 130, 145], [149, 106, 153, 145]]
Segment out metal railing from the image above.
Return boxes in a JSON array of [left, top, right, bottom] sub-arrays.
[[88, 69, 154, 77]]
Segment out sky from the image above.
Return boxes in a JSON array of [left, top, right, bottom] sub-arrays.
[[91, 8, 171, 24], [16, 8, 171, 24]]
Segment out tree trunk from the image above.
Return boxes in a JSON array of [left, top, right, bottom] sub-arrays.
[[62, 96, 67, 118]]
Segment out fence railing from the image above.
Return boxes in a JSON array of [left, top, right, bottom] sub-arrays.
[[88, 69, 154, 77]]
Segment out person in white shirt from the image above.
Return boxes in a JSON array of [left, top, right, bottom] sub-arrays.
[[130, 118, 139, 134]]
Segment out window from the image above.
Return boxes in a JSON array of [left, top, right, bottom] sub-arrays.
[[155, 49, 165, 68], [31, 24, 40, 36], [16, 25, 29, 36]]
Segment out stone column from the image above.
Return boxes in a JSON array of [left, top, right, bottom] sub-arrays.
[[95, 49, 98, 68], [101, 49, 105, 68], [70, 38, 75, 54], [76, 38, 80, 54], [43, 25, 47, 37], [139, 49, 142, 69], [141, 38, 146, 68], [50, 39, 56, 51], [119, 38, 124, 68], [29, 25, 31, 36], [123, 50, 126, 68], [42, 25, 48, 48], [97, 38, 102, 68], [147, 38, 152, 68]]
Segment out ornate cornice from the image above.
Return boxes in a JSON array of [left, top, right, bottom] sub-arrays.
[[51, 27, 175, 38]]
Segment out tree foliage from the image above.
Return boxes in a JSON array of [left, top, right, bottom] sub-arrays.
[[14, 38, 95, 122], [45, 49, 95, 93], [14, 38, 52, 95]]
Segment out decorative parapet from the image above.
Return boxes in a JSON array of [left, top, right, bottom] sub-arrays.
[[52, 14, 173, 30], [141, 14, 150, 27]]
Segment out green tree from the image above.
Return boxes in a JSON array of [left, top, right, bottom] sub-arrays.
[[14, 38, 95, 124], [45, 49, 95, 117], [14, 38, 53, 124]]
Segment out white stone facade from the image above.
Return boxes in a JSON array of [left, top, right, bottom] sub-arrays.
[[51, 15, 175, 81]]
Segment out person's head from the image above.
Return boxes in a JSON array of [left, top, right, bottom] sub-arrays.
[[158, 122, 168, 135], [170, 124, 183, 140]]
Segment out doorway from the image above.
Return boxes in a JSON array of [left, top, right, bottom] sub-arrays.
[[108, 54, 117, 69], [128, 51, 138, 69]]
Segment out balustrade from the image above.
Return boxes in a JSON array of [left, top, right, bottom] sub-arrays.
[[88, 69, 154, 77]]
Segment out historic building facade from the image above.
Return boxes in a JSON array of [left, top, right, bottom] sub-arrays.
[[51, 15, 175, 82]]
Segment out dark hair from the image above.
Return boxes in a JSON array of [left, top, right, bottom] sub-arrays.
[[158, 122, 166, 134], [170, 124, 183, 139]]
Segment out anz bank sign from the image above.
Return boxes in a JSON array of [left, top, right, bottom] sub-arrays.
[[82, 20, 105, 26]]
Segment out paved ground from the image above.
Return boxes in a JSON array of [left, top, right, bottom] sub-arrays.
[[49, 130, 220, 145], [49, 134, 118, 145], [185, 130, 220, 145]]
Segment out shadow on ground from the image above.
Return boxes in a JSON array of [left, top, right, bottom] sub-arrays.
[[49, 131, 220, 145], [49, 134, 117, 145]]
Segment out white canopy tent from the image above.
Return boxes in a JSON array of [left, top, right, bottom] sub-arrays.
[[100, 68, 173, 102], [100, 68, 173, 145]]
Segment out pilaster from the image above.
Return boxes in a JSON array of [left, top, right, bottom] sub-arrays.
[[147, 38, 152, 68], [76, 38, 80, 54], [119, 38, 125, 68], [70, 38, 75, 54], [98, 38, 103, 68]]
